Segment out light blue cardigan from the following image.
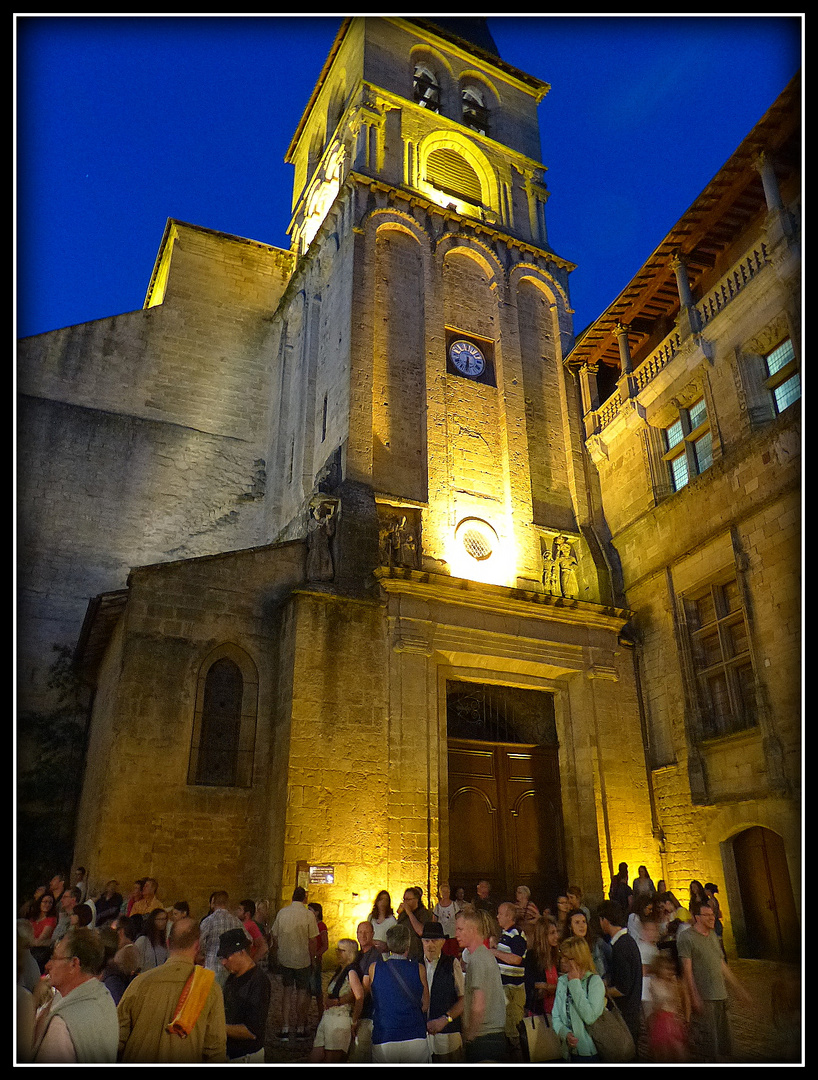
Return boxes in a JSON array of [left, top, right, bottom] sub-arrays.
[[551, 971, 606, 1059]]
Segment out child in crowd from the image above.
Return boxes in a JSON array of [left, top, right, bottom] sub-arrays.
[[647, 952, 688, 1061]]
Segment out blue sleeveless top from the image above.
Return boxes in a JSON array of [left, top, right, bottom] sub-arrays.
[[371, 957, 427, 1044]]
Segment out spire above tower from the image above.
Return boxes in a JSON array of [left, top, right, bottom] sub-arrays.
[[409, 17, 501, 58]]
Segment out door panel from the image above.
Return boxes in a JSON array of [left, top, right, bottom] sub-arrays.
[[449, 785, 501, 883], [448, 738, 565, 905], [733, 826, 799, 961]]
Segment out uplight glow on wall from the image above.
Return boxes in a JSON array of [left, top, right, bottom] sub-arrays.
[[302, 146, 343, 250], [447, 516, 517, 587]]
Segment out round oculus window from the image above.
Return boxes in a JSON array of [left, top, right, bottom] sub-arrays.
[[455, 517, 497, 561]]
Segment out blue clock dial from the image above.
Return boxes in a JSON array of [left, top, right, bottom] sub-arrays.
[[449, 339, 486, 378]]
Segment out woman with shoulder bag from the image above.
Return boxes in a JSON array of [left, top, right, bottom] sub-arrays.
[[551, 936, 606, 1062], [309, 939, 362, 1062]]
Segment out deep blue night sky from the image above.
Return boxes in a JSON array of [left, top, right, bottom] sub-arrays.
[[15, 15, 801, 341]]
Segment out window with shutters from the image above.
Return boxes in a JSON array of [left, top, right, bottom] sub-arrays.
[[413, 64, 440, 112], [461, 85, 488, 136], [425, 148, 483, 206]]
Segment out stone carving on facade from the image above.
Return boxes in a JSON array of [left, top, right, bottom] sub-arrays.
[[306, 495, 340, 582], [542, 534, 579, 598], [378, 508, 420, 569]]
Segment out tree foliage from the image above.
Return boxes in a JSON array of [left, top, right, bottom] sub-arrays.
[[17, 645, 90, 900]]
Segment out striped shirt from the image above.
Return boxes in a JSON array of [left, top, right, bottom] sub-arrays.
[[495, 926, 526, 984]]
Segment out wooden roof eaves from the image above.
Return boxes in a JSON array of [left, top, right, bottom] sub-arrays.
[[567, 73, 799, 371]]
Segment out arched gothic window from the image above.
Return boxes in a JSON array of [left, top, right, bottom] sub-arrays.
[[461, 85, 488, 136], [413, 64, 440, 112], [188, 647, 257, 788]]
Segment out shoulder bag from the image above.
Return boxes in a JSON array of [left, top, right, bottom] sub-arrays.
[[587, 998, 636, 1062], [518, 1013, 563, 1063]]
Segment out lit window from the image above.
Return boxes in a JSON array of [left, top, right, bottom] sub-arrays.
[[764, 338, 800, 413], [685, 579, 757, 740], [461, 86, 488, 136], [413, 65, 440, 112], [662, 398, 712, 491]]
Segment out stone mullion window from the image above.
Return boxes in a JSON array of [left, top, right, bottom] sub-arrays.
[[672, 590, 709, 802], [684, 578, 757, 741], [734, 321, 801, 429], [764, 338, 801, 414], [661, 398, 712, 493]]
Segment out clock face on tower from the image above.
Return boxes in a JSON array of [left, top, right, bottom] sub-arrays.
[[449, 339, 486, 378]]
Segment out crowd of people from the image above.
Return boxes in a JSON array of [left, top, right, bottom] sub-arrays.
[[16, 862, 756, 1063]]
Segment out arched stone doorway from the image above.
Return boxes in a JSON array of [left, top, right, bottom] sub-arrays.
[[731, 826, 799, 961]]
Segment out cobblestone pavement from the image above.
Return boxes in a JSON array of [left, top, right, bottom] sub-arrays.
[[702, 958, 802, 1065], [260, 958, 802, 1065]]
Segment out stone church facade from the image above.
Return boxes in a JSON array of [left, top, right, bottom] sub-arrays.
[[17, 18, 800, 955]]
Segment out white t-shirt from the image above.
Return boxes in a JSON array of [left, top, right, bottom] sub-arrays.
[[370, 915, 397, 943], [433, 901, 459, 938]]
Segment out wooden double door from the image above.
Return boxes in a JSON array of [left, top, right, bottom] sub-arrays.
[[447, 738, 565, 905]]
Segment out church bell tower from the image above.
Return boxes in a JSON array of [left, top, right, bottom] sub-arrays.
[[267, 16, 604, 602]]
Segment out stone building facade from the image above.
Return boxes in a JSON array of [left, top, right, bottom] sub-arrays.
[[570, 74, 801, 959], [17, 19, 799, 952]]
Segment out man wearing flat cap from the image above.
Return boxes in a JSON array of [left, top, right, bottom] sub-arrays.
[[219, 928, 271, 1063], [422, 921, 464, 1062]]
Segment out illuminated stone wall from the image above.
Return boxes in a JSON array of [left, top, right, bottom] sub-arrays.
[[17, 223, 294, 711], [73, 541, 305, 915], [278, 591, 394, 930], [517, 277, 576, 533], [586, 196, 801, 947], [371, 225, 428, 502]]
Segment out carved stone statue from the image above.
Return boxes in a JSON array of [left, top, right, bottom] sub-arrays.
[[542, 546, 559, 595], [543, 534, 579, 598], [393, 515, 418, 569], [306, 496, 339, 582], [554, 535, 579, 598], [378, 510, 419, 569], [378, 519, 394, 567]]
